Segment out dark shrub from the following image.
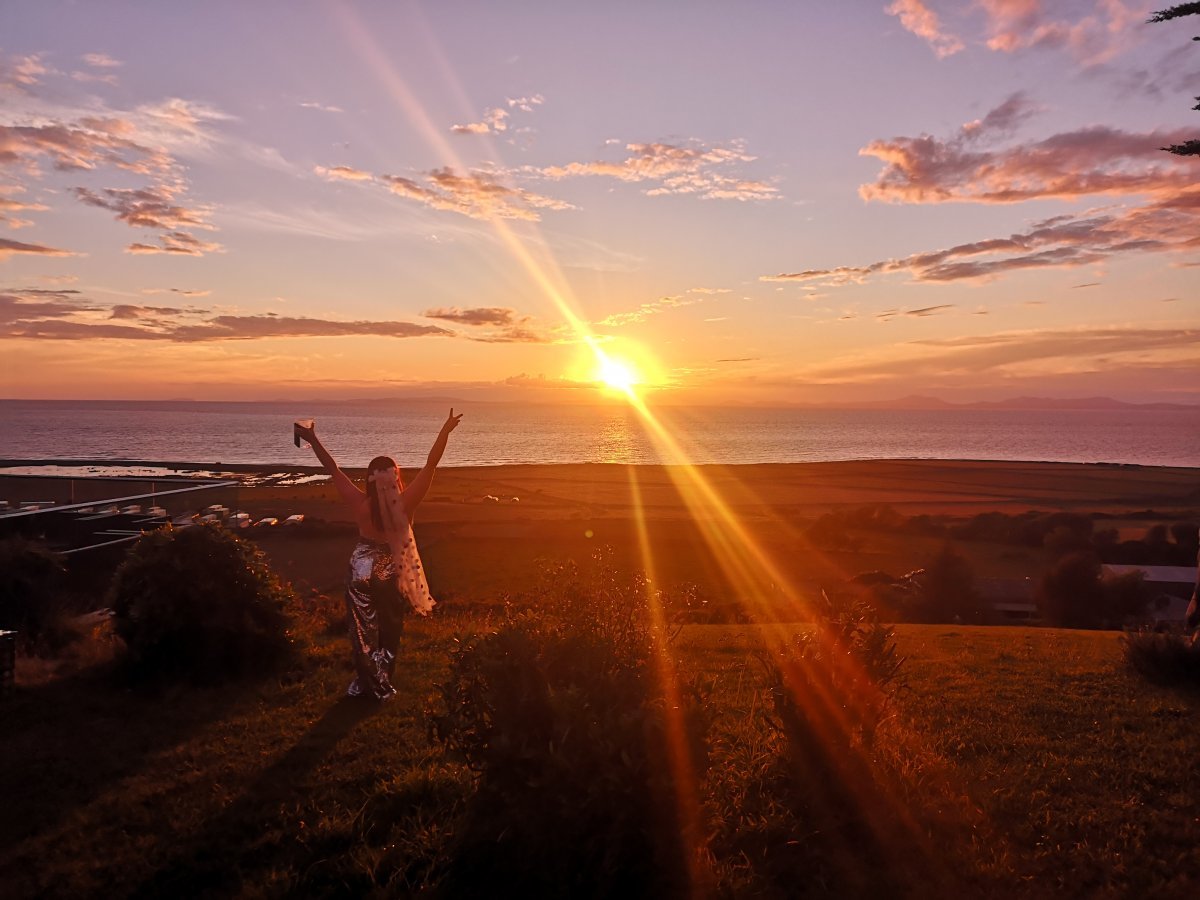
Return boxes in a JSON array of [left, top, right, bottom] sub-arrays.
[[1039, 552, 1105, 628], [108, 522, 296, 684], [1039, 552, 1152, 629], [921, 542, 980, 623], [709, 590, 911, 896], [0, 537, 72, 655], [1122, 630, 1200, 688], [765, 589, 906, 754], [428, 557, 708, 898], [1170, 522, 1199, 555]]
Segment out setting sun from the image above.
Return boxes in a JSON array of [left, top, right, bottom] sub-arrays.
[[598, 357, 640, 393]]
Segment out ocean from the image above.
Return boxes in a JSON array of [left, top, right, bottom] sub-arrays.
[[1, 399, 1197, 469]]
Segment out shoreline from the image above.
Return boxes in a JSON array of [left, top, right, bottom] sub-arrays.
[[3, 456, 1194, 475]]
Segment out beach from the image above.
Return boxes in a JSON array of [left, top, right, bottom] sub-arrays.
[[226, 459, 1199, 604]]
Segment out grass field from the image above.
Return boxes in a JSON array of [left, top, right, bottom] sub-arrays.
[[3, 615, 1197, 898]]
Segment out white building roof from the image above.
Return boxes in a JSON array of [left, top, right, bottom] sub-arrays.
[[1102, 565, 1196, 584]]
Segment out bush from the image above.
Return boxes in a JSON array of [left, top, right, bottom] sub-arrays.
[[708, 590, 910, 896], [108, 522, 296, 684], [764, 589, 906, 754], [1039, 552, 1105, 628], [0, 537, 72, 655], [1122, 630, 1200, 688], [1039, 552, 1152, 629], [428, 556, 708, 898]]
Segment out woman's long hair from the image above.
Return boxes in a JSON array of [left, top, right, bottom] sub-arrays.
[[366, 456, 401, 532]]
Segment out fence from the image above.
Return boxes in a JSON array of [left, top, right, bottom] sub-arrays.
[[0, 476, 240, 554]]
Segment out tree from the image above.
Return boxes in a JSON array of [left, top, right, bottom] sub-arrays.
[[1149, 4, 1200, 156], [1040, 552, 1105, 628], [922, 542, 980, 623]]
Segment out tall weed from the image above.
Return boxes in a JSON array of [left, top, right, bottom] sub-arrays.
[[1122, 629, 1200, 687], [428, 554, 708, 898]]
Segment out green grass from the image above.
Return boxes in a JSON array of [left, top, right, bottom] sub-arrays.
[[2, 619, 1198, 897]]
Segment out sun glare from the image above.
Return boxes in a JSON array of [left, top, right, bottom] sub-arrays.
[[599, 357, 640, 392]]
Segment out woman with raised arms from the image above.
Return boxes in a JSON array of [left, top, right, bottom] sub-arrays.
[[294, 409, 463, 700]]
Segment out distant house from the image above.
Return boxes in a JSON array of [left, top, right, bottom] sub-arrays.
[[976, 577, 1039, 624], [1102, 565, 1195, 626]]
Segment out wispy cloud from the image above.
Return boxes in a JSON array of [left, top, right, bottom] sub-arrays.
[[423, 306, 515, 326], [0, 185, 47, 228], [72, 54, 121, 86], [506, 95, 544, 112], [877, 304, 957, 321], [451, 107, 508, 135], [887, 2, 1155, 67], [795, 325, 1199, 384], [314, 164, 373, 182], [596, 293, 702, 328], [887, 0, 964, 58], [316, 160, 572, 221], [380, 167, 573, 221], [0, 236, 76, 259], [452, 94, 543, 136], [126, 231, 223, 256], [0, 120, 171, 176], [541, 139, 779, 201], [761, 185, 1200, 285], [1, 78, 231, 257], [142, 287, 211, 297], [82, 53, 122, 69], [299, 100, 344, 113], [2, 288, 457, 342], [109, 304, 186, 320], [72, 185, 213, 232], [0, 52, 49, 91], [421, 305, 551, 342]]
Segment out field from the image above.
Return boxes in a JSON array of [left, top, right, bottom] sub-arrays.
[[2, 460, 1198, 897], [2, 619, 1198, 897]]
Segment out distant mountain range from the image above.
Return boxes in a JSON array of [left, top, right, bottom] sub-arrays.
[[3, 394, 1198, 411], [822, 395, 1200, 411]]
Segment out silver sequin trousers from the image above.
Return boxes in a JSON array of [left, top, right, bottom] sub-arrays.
[[344, 539, 405, 700]]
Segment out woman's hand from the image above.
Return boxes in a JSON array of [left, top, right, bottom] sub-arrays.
[[294, 420, 317, 445], [442, 408, 464, 434]]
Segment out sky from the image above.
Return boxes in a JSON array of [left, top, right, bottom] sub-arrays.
[[1, 0, 1197, 405]]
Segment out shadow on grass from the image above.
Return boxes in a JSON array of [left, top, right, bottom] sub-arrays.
[[0, 665, 242, 853], [127, 695, 380, 899]]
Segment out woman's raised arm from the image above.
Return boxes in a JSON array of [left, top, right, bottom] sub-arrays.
[[401, 408, 463, 512], [296, 421, 362, 505]]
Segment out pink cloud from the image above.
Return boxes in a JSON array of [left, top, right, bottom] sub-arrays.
[[789, 325, 1199, 387], [0, 186, 48, 228], [0, 53, 49, 91], [125, 231, 223, 256], [451, 107, 508, 135], [0, 237, 75, 259], [72, 185, 213, 231], [859, 97, 1194, 204], [2, 290, 457, 342], [380, 167, 573, 221], [314, 164, 373, 181], [886, 0, 965, 58], [423, 307, 516, 326], [977, 0, 1150, 64], [0, 121, 171, 176], [542, 140, 778, 201], [762, 184, 1200, 285]]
